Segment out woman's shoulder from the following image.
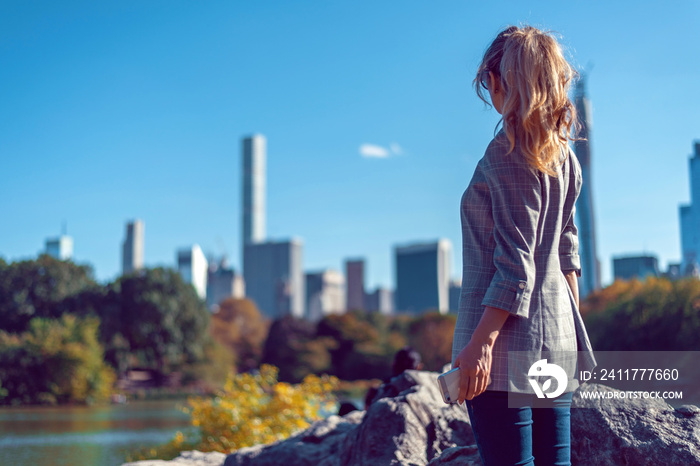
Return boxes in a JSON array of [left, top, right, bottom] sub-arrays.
[[561, 145, 582, 181], [480, 130, 531, 173], [483, 129, 510, 158]]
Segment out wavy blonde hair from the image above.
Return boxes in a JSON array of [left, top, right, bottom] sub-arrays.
[[475, 26, 579, 176]]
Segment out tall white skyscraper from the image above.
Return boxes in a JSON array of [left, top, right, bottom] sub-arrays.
[[394, 239, 452, 314], [122, 219, 144, 275], [177, 245, 208, 300], [242, 134, 266, 246], [45, 235, 73, 261]]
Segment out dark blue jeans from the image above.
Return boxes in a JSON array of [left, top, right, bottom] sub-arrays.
[[465, 390, 573, 466]]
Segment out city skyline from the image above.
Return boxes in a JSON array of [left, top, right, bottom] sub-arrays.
[[2, 2, 699, 289]]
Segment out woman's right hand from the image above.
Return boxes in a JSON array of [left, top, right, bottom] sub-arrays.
[[453, 337, 494, 403]]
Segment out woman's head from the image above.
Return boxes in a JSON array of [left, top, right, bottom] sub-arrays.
[[475, 26, 579, 175]]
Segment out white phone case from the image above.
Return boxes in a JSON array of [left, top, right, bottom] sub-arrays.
[[436, 367, 461, 404]]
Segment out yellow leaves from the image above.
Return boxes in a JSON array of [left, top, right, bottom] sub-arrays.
[[133, 364, 339, 460]]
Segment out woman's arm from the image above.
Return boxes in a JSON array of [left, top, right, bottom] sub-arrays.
[[453, 305, 510, 403], [564, 270, 579, 309]]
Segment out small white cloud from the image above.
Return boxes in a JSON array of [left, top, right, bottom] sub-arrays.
[[390, 143, 403, 155], [359, 144, 390, 158]]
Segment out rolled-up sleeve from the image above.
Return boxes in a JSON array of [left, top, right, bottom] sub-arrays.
[[559, 209, 581, 275], [559, 155, 582, 275], [480, 157, 541, 318]]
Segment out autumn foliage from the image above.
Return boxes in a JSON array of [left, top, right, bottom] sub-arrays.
[[584, 277, 700, 350], [129, 364, 338, 460]]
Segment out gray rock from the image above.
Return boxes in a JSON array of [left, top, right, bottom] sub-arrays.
[[571, 383, 700, 465], [125, 372, 700, 466], [122, 450, 226, 466], [225, 369, 479, 466]]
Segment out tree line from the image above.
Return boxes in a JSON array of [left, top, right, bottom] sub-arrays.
[[583, 277, 700, 351], [3, 255, 694, 405], [0, 255, 458, 404]]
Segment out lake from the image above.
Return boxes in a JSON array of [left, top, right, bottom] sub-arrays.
[[0, 400, 192, 466]]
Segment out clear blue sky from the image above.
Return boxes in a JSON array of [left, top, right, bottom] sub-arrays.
[[2, 1, 699, 289]]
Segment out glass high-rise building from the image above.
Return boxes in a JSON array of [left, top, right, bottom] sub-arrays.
[[612, 255, 659, 281], [206, 257, 245, 311], [573, 75, 601, 298], [122, 219, 144, 275], [45, 235, 73, 261], [243, 239, 304, 319], [394, 239, 451, 314], [679, 142, 700, 274], [240, 133, 305, 319]]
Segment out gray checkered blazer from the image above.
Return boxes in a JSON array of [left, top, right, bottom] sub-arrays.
[[451, 130, 597, 392]]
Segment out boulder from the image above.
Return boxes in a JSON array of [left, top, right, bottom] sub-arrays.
[[123, 450, 227, 466], [570, 383, 700, 465], [124, 371, 700, 466], [224, 369, 479, 466]]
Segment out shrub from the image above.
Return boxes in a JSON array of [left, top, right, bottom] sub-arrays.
[[128, 364, 338, 461]]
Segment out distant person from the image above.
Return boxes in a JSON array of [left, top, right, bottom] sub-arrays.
[[391, 346, 424, 376], [451, 25, 596, 465], [337, 401, 358, 416], [364, 346, 424, 409]]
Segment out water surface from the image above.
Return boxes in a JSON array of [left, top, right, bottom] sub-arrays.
[[0, 400, 191, 466]]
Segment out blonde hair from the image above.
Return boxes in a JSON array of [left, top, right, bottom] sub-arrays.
[[475, 26, 579, 176]]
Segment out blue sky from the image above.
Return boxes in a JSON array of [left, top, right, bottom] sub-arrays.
[[1, 1, 699, 289]]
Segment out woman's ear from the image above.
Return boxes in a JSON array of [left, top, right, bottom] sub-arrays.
[[489, 71, 500, 94]]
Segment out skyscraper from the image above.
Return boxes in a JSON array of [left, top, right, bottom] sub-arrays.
[[122, 219, 144, 275], [345, 258, 365, 311], [679, 142, 700, 274], [448, 279, 462, 313], [612, 255, 659, 281], [394, 239, 452, 314], [45, 235, 73, 260], [206, 257, 245, 311], [365, 287, 394, 315], [306, 269, 345, 321], [242, 134, 266, 247], [573, 75, 601, 298], [244, 239, 304, 319], [177, 244, 208, 300]]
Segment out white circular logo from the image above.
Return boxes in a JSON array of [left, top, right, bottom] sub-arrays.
[[528, 359, 568, 398]]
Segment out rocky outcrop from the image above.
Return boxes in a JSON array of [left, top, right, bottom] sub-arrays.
[[570, 384, 700, 465], [224, 370, 479, 466], [124, 370, 700, 466], [123, 450, 227, 466]]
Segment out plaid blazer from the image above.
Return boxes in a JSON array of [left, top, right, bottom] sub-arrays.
[[451, 131, 597, 393]]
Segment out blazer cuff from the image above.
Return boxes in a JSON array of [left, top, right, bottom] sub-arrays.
[[560, 253, 581, 276], [482, 280, 530, 318]]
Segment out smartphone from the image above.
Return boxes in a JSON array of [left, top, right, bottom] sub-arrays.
[[436, 367, 461, 404]]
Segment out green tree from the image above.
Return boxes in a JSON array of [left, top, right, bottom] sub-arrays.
[[0, 314, 115, 405], [315, 311, 394, 380], [98, 268, 210, 379], [0, 255, 98, 333], [260, 316, 333, 383]]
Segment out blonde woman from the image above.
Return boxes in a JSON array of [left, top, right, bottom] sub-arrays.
[[451, 26, 596, 465]]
